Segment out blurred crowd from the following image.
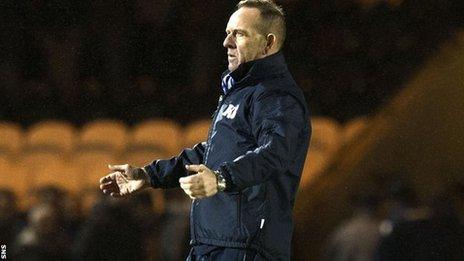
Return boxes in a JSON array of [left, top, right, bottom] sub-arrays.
[[4, 175, 464, 260], [1, 0, 463, 126], [0, 185, 191, 261], [324, 179, 464, 260]]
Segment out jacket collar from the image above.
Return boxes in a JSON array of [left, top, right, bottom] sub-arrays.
[[221, 52, 288, 92]]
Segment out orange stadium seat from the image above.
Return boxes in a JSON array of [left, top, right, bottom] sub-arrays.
[[183, 119, 211, 148], [300, 117, 342, 188], [78, 119, 128, 152], [71, 148, 117, 190], [342, 117, 369, 145], [120, 144, 167, 167], [0, 122, 23, 154], [300, 152, 327, 189], [19, 149, 77, 192], [131, 119, 182, 156], [310, 117, 341, 155], [0, 154, 24, 193], [25, 120, 76, 153], [0, 153, 29, 209]]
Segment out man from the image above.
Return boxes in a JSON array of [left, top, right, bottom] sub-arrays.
[[99, 1, 311, 260]]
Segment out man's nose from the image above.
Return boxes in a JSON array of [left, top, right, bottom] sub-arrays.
[[223, 34, 235, 48]]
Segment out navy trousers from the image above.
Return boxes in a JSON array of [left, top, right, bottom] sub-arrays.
[[186, 245, 267, 261]]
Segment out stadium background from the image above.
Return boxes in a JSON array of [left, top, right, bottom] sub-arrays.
[[0, 0, 463, 260]]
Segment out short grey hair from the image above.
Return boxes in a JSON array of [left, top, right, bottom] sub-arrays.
[[237, 0, 286, 49]]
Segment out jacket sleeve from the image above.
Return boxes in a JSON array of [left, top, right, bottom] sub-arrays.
[[144, 142, 206, 189], [219, 90, 309, 192]]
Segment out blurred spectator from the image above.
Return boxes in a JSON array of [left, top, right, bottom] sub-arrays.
[[31, 186, 81, 239], [78, 187, 105, 218], [375, 184, 464, 260], [381, 180, 426, 224], [13, 202, 71, 261], [0, 189, 25, 246], [71, 198, 144, 261], [32, 185, 67, 208], [157, 189, 191, 260], [324, 188, 383, 261], [130, 191, 164, 261]]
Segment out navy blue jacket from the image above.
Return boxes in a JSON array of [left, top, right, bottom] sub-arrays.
[[144, 52, 311, 260]]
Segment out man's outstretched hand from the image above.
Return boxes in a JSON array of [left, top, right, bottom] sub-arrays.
[[180, 164, 218, 200], [100, 164, 150, 197]]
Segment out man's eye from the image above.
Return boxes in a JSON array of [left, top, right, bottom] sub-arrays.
[[236, 32, 244, 37]]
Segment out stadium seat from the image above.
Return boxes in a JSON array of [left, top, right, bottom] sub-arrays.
[[71, 148, 117, 190], [300, 117, 342, 188], [0, 153, 29, 209], [0, 154, 21, 192], [19, 149, 77, 192], [25, 120, 76, 152], [342, 117, 369, 145], [183, 119, 211, 148], [120, 144, 167, 167], [0, 122, 23, 154], [300, 152, 327, 189], [131, 119, 182, 156], [310, 117, 341, 156], [79, 119, 128, 152]]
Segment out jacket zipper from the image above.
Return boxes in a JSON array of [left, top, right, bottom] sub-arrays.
[[204, 94, 224, 163], [245, 218, 266, 249], [237, 192, 242, 227], [191, 94, 225, 243]]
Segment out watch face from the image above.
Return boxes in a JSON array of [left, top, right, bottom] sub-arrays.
[[217, 176, 226, 192], [219, 179, 226, 190], [214, 170, 227, 192]]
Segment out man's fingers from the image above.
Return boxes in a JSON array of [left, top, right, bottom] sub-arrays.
[[100, 181, 114, 190], [185, 164, 206, 173], [179, 174, 201, 184], [108, 164, 128, 172], [100, 172, 121, 196], [180, 180, 210, 200], [100, 183, 109, 190], [179, 182, 192, 190], [179, 177, 199, 185], [181, 188, 198, 196], [103, 189, 114, 195], [99, 172, 121, 184], [110, 192, 123, 198], [180, 182, 203, 191], [182, 188, 205, 200], [180, 164, 218, 200], [99, 175, 113, 184]]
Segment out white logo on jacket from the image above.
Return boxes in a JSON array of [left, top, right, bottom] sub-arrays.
[[222, 104, 239, 119]]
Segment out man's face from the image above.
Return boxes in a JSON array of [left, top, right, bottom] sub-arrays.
[[223, 7, 268, 72]]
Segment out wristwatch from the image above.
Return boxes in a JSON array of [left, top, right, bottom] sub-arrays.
[[214, 170, 227, 192]]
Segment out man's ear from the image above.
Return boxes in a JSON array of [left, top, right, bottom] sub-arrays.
[[264, 33, 277, 54]]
